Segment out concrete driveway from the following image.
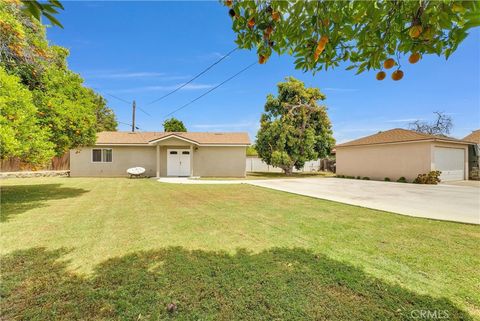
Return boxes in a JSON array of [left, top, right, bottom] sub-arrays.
[[248, 178, 480, 224]]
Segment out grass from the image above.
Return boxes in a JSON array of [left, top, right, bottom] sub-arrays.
[[1, 177, 479, 320], [196, 171, 334, 180]]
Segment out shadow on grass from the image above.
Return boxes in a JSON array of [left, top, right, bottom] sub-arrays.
[[0, 184, 88, 222], [0, 247, 471, 321]]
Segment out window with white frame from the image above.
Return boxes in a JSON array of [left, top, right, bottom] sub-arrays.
[[92, 148, 112, 163]]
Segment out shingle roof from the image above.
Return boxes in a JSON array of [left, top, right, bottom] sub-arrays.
[[336, 128, 471, 147], [96, 131, 250, 145], [463, 129, 480, 144]]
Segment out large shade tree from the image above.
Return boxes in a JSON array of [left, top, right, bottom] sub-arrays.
[[256, 77, 335, 175], [224, 1, 479, 80], [0, 67, 55, 165], [1, 1, 117, 164]]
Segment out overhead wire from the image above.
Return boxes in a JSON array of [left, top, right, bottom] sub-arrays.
[[92, 47, 247, 122], [163, 61, 257, 118], [93, 87, 153, 117], [145, 47, 238, 107]]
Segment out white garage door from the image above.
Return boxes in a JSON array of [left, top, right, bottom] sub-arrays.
[[434, 147, 465, 181]]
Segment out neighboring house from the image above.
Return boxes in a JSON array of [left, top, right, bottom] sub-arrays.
[[336, 128, 472, 182], [463, 129, 480, 180], [70, 131, 250, 177]]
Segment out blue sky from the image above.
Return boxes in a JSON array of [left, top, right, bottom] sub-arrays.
[[47, 1, 480, 143]]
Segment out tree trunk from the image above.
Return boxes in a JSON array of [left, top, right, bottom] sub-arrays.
[[283, 166, 293, 176]]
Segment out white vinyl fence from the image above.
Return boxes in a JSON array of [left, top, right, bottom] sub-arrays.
[[246, 157, 331, 173]]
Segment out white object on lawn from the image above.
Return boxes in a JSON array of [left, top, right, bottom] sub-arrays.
[[127, 167, 146, 177]]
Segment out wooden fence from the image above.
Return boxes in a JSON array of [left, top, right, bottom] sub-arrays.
[[0, 152, 70, 172]]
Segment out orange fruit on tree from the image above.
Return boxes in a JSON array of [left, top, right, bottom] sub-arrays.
[[247, 18, 255, 28], [409, 25, 423, 39], [383, 58, 395, 69], [408, 52, 421, 64], [376, 71, 386, 80], [315, 35, 329, 54], [272, 11, 280, 21], [225, 0, 232, 7], [391, 70, 404, 81], [264, 26, 273, 39], [319, 35, 329, 44], [315, 44, 325, 55], [258, 54, 268, 64]]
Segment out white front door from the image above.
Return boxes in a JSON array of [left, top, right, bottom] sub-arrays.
[[167, 149, 191, 176], [434, 147, 465, 181]]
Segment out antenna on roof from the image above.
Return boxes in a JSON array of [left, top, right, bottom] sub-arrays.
[[132, 100, 136, 132]]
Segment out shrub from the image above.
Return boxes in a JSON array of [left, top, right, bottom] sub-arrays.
[[356, 176, 361, 179], [413, 171, 442, 184], [337, 175, 345, 178], [346, 175, 355, 179], [362, 177, 370, 180], [397, 177, 407, 183], [384, 177, 391, 181]]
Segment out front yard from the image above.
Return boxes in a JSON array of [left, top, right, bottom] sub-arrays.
[[1, 177, 479, 320]]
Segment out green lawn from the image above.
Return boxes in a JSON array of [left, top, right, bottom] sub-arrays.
[[1, 177, 479, 320]]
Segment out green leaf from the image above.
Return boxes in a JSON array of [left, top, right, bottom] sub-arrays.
[[43, 12, 64, 28]]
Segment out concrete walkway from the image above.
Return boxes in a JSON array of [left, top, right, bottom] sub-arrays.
[[157, 177, 246, 184], [248, 178, 480, 224]]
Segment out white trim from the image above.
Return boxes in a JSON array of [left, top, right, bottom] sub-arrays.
[[149, 134, 199, 145], [91, 148, 113, 163], [190, 145, 193, 177], [156, 145, 160, 178]]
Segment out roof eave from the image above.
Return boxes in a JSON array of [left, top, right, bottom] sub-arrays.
[[336, 137, 472, 148], [148, 134, 200, 145]]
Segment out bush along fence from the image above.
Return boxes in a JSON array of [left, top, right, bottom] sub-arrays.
[[246, 156, 335, 173]]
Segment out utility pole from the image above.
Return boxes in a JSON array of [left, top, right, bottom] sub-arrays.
[[132, 100, 136, 132]]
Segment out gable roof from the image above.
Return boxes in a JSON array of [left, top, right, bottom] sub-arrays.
[[463, 129, 480, 144], [95, 131, 250, 146], [336, 128, 471, 148]]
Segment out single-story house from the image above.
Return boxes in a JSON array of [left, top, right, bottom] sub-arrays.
[[70, 131, 250, 177], [335, 128, 473, 182], [463, 129, 480, 180]]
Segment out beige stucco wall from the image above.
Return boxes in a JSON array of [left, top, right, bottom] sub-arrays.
[[336, 142, 433, 181], [193, 146, 246, 177], [70, 144, 247, 177], [70, 146, 156, 177]]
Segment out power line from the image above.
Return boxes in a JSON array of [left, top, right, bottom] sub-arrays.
[[94, 88, 152, 117], [163, 61, 257, 118], [117, 120, 142, 131], [99, 90, 131, 105], [145, 47, 238, 107]]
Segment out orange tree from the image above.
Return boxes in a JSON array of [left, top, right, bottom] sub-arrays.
[[224, 0, 479, 80], [1, 1, 117, 165]]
